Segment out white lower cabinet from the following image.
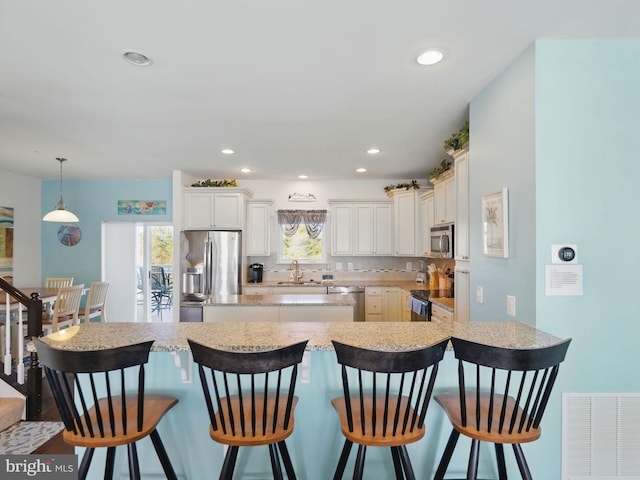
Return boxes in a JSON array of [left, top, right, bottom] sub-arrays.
[[454, 261, 470, 323], [204, 306, 278, 322], [243, 286, 326, 295], [431, 304, 453, 324], [365, 287, 404, 321], [204, 305, 352, 322], [279, 306, 353, 322]]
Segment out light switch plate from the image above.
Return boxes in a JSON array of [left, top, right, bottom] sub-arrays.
[[507, 295, 516, 316], [476, 286, 483, 303]]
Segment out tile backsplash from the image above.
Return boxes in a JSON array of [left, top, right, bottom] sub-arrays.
[[247, 255, 454, 283]]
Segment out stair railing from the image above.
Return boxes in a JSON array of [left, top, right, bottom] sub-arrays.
[[0, 276, 43, 419]]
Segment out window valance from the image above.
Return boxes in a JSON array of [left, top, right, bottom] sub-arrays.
[[277, 209, 327, 239]]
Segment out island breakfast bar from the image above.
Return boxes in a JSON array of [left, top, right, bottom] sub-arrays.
[[36, 321, 565, 479]]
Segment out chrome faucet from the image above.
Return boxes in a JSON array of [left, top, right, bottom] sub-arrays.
[[289, 260, 303, 283]]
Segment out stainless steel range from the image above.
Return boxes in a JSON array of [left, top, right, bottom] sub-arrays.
[[408, 290, 432, 322]]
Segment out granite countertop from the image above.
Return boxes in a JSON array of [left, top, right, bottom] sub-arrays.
[[431, 297, 455, 310], [202, 293, 356, 307], [34, 321, 565, 353]]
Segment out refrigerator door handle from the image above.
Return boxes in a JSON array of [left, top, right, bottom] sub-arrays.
[[204, 240, 212, 295]]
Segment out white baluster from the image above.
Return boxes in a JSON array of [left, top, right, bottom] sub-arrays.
[[17, 305, 24, 384], [4, 292, 10, 375]]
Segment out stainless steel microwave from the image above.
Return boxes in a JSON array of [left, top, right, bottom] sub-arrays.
[[430, 224, 454, 258]]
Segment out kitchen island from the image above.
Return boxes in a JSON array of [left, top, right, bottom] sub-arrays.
[[37, 321, 565, 479], [201, 293, 356, 322]]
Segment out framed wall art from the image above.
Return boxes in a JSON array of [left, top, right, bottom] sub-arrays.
[[117, 200, 167, 215], [482, 188, 509, 258]]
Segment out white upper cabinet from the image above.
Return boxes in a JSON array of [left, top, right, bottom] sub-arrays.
[[331, 203, 354, 255], [330, 200, 393, 256], [183, 187, 252, 230], [246, 200, 273, 256], [433, 170, 455, 225], [354, 203, 393, 255], [453, 147, 470, 260], [420, 190, 435, 256], [389, 190, 422, 256]]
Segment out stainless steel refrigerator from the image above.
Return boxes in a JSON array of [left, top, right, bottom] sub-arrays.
[[180, 231, 241, 317]]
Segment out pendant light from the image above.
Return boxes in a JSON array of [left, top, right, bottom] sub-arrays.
[[42, 157, 79, 222]]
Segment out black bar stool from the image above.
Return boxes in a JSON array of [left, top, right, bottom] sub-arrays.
[[330, 338, 449, 480], [188, 338, 308, 480], [433, 337, 571, 479], [35, 339, 179, 480]]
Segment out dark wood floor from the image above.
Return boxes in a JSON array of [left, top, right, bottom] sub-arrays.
[[31, 378, 73, 454], [1, 362, 73, 454]]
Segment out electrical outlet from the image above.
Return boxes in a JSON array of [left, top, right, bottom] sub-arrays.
[[406, 261, 412, 270], [476, 286, 483, 304], [300, 351, 311, 384], [507, 295, 516, 316]]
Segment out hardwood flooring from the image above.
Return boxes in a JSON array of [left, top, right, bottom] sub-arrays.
[[31, 378, 73, 454], [1, 362, 73, 454]]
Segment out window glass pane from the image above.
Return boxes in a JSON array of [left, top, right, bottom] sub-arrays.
[[281, 224, 324, 262]]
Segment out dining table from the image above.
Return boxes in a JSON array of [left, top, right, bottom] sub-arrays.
[[1, 286, 59, 318]]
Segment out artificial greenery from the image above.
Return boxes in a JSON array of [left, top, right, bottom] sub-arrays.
[[384, 180, 420, 193], [190, 179, 238, 187], [443, 120, 469, 151], [429, 158, 453, 181]]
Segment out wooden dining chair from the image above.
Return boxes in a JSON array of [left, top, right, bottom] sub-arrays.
[[42, 284, 84, 333], [78, 281, 109, 323], [35, 339, 179, 480], [188, 338, 308, 480], [44, 277, 74, 288], [433, 337, 571, 480], [330, 338, 449, 480]]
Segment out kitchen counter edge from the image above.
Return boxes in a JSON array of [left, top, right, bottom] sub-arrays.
[[34, 321, 565, 354]]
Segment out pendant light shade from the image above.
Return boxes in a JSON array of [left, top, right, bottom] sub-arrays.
[[43, 158, 79, 222]]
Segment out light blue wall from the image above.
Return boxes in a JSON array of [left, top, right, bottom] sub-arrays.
[[469, 45, 537, 324], [535, 40, 640, 388], [469, 39, 640, 476], [41, 179, 172, 286]]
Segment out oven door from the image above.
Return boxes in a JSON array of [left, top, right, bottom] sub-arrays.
[[409, 295, 431, 321]]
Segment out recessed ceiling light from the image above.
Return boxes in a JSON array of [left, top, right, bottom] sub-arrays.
[[366, 148, 380, 155], [122, 50, 153, 66], [298, 174, 308, 179], [356, 168, 367, 173], [221, 149, 235, 155], [240, 168, 252, 173], [416, 49, 444, 66]]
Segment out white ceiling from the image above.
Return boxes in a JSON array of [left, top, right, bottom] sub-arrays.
[[1, 1, 639, 182]]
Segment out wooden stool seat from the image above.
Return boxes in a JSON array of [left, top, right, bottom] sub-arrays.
[[331, 394, 425, 447], [63, 394, 178, 448], [209, 394, 298, 446], [330, 339, 448, 480], [35, 339, 179, 480], [435, 391, 541, 445], [433, 337, 571, 480], [189, 338, 308, 480]]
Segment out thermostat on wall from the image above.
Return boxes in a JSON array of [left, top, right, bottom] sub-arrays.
[[551, 244, 577, 264]]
